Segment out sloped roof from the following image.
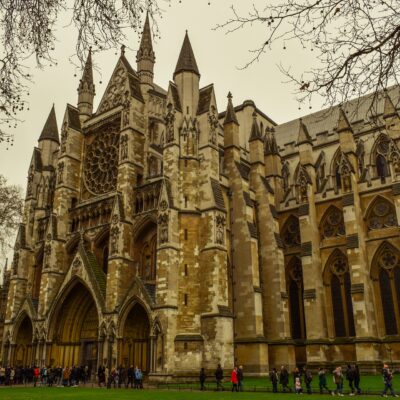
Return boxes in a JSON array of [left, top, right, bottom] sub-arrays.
[[39, 105, 59, 144], [67, 104, 81, 131], [174, 31, 200, 77], [274, 86, 400, 148], [197, 85, 213, 115]]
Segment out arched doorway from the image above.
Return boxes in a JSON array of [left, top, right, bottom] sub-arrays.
[[50, 281, 99, 369], [120, 303, 150, 372], [13, 315, 33, 366]]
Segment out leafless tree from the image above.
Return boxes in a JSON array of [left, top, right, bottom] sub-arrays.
[[0, 175, 23, 257], [0, 0, 165, 144], [216, 0, 400, 109]]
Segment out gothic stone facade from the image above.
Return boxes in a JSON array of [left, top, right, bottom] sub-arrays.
[[3, 16, 400, 376]]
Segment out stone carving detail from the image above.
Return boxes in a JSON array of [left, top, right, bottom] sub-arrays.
[[61, 122, 68, 153], [338, 154, 353, 192], [282, 216, 301, 248], [27, 165, 34, 196], [110, 225, 120, 255], [330, 253, 348, 276], [289, 258, 303, 282], [121, 91, 130, 128], [57, 162, 64, 184], [296, 164, 310, 203], [72, 258, 81, 274], [215, 214, 226, 245], [98, 67, 127, 113], [208, 105, 219, 145], [356, 139, 365, 173], [379, 248, 399, 270], [367, 198, 398, 230], [158, 213, 169, 244], [84, 123, 120, 195], [120, 134, 128, 160], [165, 103, 175, 143], [320, 207, 345, 239]]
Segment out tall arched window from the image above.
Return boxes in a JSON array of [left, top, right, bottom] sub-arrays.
[[366, 196, 398, 231], [281, 215, 301, 249], [325, 250, 356, 338], [287, 257, 306, 339], [373, 242, 400, 335], [374, 134, 391, 180], [376, 154, 389, 179], [319, 206, 346, 239]]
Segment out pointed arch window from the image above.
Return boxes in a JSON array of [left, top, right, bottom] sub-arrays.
[[366, 197, 398, 231], [374, 243, 400, 335], [326, 250, 356, 338], [287, 257, 306, 340], [320, 206, 345, 239], [281, 216, 301, 249]]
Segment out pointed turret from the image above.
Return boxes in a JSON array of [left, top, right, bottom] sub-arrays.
[[223, 92, 239, 126], [136, 12, 155, 86], [78, 49, 95, 123], [297, 118, 312, 145], [174, 31, 200, 78], [249, 111, 262, 142], [39, 105, 59, 144], [173, 31, 200, 115]]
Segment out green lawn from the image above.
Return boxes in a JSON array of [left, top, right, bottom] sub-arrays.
[[157, 374, 387, 393], [0, 387, 391, 400], [0, 377, 399, 400]]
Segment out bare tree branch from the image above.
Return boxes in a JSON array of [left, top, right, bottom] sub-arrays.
[[215, 0, 400, 110], [0, 0, 167, 145]]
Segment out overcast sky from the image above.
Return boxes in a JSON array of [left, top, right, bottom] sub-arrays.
[[0, 0, 325, 269]]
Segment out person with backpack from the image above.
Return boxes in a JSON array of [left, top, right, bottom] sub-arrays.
[[280, 365, 291, 392], [304, 366, 313, 394], [269, 368, 278, 393], [333, 366, 344, 396], [318, 367, 330, 394], [346, 364, 355, 395], [381, 363, 399, 398]]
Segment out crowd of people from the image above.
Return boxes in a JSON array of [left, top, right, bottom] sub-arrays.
[[207, 363, 399, 397], [0, 364, 144, 389]]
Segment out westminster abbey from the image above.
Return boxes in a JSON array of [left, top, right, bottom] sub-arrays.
[[1, 15, 400, 377]]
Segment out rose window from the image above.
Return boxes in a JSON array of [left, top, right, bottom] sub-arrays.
[[367, 198, 397, 230], [321, 207, 345, 238], [84, 124, 120, 195], [331, 255, 348, 276], [282, 217, 301, 248], [379, 250, 399, 270]]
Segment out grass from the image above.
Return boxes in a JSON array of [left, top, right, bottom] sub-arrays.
[[0, 387, 392, 400], [0, 375, 399, 400]]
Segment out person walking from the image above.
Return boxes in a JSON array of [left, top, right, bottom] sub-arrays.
[[231, 366, 238, 392], [127, 365, 134, 388], [346, 364, 355, 395], [304, 367, 312, 395], [354, 364, 361, 395], [333, 366, 344, 396], [215, 364, 224, 391], [381, 363, 399, 398], [318, 367, 330, 394], [280, 365, 291, 392], [199, 367, 206, 391], [295, 376, 303, 394], [269, 368, 278, 393], [33, 366, 40, 387], [237, 365, 244, 392], [293, 367, 301, 391]]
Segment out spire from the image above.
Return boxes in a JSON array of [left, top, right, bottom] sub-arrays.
[[383, 89, 398, 118], [249, 111, 262, 141], [81, 48, 93, 87], [337, 106, 352, 133], [39, 105, 59, 144], [174, 31, 200, 78], [78, 48, 95, 122], [136, 12, 155, 85], [223, 92, 239, 125], [297, 118, 312, 145]]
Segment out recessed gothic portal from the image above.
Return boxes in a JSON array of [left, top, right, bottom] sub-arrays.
[[120, 303, 150, 372], [49, 282, 99, 369], [13, 315, 33, 366]]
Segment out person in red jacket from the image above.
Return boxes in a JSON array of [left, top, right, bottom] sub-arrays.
[[33, 366, 40, 387], [231, 366, 238, 392]]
